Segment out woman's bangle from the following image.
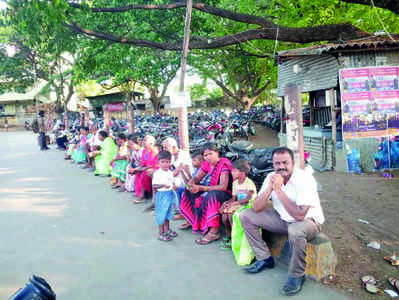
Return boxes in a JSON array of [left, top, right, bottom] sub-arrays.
[[204, 186, 209, 192]]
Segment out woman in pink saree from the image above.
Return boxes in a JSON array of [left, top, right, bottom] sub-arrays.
[[180, 142, 233, 245], [133, 135, 159, 203]]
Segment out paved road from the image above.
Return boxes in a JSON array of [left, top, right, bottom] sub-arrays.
[[0, 131, 348, 299]]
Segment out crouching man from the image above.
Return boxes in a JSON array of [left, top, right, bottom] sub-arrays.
[[240, 146, 324, 296]]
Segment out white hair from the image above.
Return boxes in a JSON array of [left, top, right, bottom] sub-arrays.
[[163, 137, 178, 148], [145, 135, 156, 145]]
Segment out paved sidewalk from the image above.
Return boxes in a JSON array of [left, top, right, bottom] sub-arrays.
[[0, 132, 348, 299]]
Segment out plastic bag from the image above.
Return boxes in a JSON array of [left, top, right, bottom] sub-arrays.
[[231, 206, 256, 266], [347, 147, 362, 174]]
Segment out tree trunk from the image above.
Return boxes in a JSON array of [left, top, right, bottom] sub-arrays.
[[126, 92, 135, 134], [239, 96, 258, 110], [149, 88, 161, 112]]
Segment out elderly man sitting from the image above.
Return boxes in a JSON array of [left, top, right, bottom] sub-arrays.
[[240, 146, 324, 296], [162, 137, 192, 219]]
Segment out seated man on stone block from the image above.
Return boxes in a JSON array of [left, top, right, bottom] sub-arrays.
[[240, 146, 324, 296]]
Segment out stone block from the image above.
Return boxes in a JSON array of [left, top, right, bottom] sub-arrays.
[[263, 231, 337, 281]]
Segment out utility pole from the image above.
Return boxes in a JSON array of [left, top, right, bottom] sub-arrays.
[[178, 0, 193, 152]]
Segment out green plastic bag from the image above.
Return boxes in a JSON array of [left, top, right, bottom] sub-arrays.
[[231, 206, 256, 266]]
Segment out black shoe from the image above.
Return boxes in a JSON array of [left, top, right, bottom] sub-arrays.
[[282, 275, 306, 296], [244, 256, 275, 274]]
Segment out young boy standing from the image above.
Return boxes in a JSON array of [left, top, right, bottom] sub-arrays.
[[152, 150, 178, 242], [220, 160, 257, 248]]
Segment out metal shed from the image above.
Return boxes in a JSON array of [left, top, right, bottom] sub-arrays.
[[276, 35, 399, 172]]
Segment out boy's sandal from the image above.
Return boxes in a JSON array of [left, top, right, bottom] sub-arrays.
[[222, 237, 231, 242], [158, 233, 173, 242], [166, 230, 178, 238], [178, 222, 191, 230], [111, 185, 121, 189], [220, 242, 232, 250]]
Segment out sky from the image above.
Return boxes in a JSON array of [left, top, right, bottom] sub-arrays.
[[0, 1, 6, 10]]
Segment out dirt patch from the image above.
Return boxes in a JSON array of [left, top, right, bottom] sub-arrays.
[[316, 172, 399, 299]]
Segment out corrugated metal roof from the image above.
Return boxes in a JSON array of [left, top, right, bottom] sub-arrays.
[[277, 55, 338, 96], [277, 35, 399, 60], [0, 81, 51, 103]]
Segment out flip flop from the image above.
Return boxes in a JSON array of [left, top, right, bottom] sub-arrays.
[[361, 275, 382, 294], [158, 233, 173, 242], [178, 222, 191, 230], [166, 230, 178, 238], [173, 214, 184, 221], [133, 198, 145, 204], [220, 241, 232, 250], [384, 252, 399, 266], [388, 278, 399, 291], [195, 233, 221, 245]]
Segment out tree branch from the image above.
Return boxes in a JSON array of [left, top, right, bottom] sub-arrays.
[[213, 78, 237, 100], [68, 2, 275, 27], [253, 80, 271, 97], [66, 21, 369, 51], [66, 1, 370, 47]]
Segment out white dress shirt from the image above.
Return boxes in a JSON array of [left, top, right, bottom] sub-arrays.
[[260, 168, 325, 224]]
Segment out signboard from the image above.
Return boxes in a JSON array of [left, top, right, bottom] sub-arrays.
[[170, 91, 192, 109], [339, 66, 399, 139], [105, 102, 125, 112]]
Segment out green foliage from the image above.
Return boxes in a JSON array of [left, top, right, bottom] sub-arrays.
[[2, 0, 398, 112]]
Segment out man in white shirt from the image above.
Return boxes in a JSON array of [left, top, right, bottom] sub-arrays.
[[240, 146, 324, 296]]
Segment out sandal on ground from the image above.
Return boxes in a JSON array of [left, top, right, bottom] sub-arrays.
[[178, 222, 191, 230], [195, 232, 221, 245], [173, 214, 184, 221], [222, 237, 231, 243], [117, 187, 126, 192], [111, 185, 121, 189], [133, 198, 145, 204], [166, 230, 178, 238], [158, 233, 173, 242], [361, 275, 381, 294], [220, 240, 232, 250]]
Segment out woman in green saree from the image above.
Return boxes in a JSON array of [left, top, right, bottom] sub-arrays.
[[110, 133, 129, 189], [71, 126, 89, 164], [90, 130, 117, 176]]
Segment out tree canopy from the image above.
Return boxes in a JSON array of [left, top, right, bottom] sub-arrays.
[[1, 0, 398, 110]]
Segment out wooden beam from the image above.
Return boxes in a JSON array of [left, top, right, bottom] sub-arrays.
[[296, 90, 305, 169], [309, 92, 315, 127], [178, 0, 193, 152], [280, 96, 284, 135], [328, 88, 337, 169], [285, 84, 305, 169]]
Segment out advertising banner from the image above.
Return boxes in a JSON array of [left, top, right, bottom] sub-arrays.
[[106, 102, 125, 112], [339, 66, 399, 139]]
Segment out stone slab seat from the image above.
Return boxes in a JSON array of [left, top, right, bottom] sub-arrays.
[[262, 230, 337, 281]]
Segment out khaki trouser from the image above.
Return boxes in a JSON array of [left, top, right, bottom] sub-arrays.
[[240, 208, 320, 277]]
